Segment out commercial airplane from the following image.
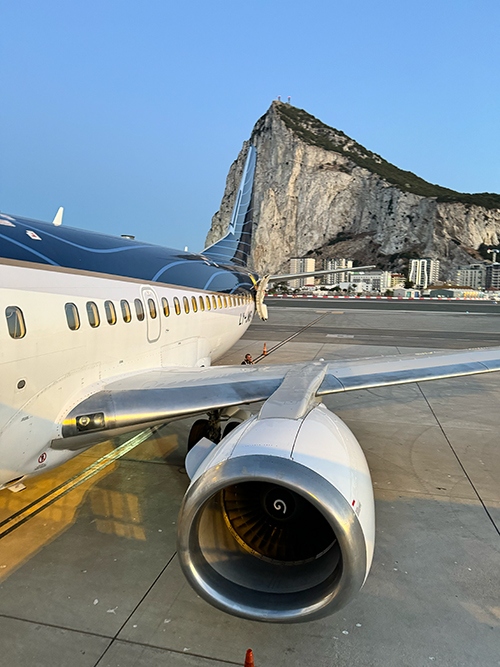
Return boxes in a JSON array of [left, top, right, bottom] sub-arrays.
[[1, 145, 500, 623]]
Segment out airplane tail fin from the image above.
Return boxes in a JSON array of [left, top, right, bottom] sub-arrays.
[[202, 145, 256, 267]]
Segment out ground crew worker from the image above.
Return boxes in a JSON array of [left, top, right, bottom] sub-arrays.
[[241, 353, 254, 365]]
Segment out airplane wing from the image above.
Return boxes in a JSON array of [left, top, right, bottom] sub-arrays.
[[57, 346, 500, 446]]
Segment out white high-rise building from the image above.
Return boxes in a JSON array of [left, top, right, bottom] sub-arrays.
[[289, 257, 316, 288], [321, 258, 353, 284], [348, 270, 392, 292], [409, 258, 440, 289], [454, 264, 486, 290]]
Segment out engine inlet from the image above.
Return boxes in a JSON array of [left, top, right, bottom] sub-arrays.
[[178, 454, 368, 622], [222, 482, 336, 564]]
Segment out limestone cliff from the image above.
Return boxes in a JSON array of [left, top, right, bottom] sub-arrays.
[[206, 102, 500, 279]]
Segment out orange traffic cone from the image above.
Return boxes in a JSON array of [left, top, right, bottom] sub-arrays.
[[244, 648, 255, 667], [263, 343, 267, 356]]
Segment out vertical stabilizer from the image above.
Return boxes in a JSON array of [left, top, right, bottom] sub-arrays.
[[203, 145, 256, 267]]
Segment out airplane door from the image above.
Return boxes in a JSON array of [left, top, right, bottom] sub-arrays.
[[141, 287, 161, 343]]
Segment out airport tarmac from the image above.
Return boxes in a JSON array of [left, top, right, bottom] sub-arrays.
[[0, 304, 499, 667]]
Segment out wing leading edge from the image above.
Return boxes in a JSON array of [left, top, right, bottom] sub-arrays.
[[56, 347, 500, 447]]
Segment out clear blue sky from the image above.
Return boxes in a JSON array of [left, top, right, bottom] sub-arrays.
[[1, 0, 499, 251]]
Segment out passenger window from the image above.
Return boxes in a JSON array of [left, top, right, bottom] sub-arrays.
[[191, 296, 198, 313], [65, 303, 80, 331], [162, 297, 170, 317], [183, 296, 190, 314], [5, 306, 26, 339], [218, 296, 222, 309], [206, 296, 211, 310], [148, 298, 157, 319], [105, 300, 117, 325], [212, 296, 217, 310], [86, 302, 100, 328], [121, 300, 131, 323], [174, 297, 181, 315], [134, 298, 145, 321], [199, 296, 205, 311]]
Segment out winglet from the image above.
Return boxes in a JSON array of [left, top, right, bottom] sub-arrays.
[[52, 207, 64, 226]]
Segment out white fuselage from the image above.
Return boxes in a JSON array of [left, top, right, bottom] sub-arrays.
[[0, 261, 255, 487]]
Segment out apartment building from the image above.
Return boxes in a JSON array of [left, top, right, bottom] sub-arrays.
[[454, 264, 486, 290], [409, 258, 440, 289], [486, 263, 500, 289], [321, 258, 353, 284], [348, 269, 392, 292], [289, 257, 316, 288]]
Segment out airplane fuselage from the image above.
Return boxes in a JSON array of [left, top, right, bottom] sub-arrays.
[[0, 214, 257, 488]]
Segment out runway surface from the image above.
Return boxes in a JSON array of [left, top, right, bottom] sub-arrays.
[[0, 304, 498, 667], [267, 295, 500, 314]]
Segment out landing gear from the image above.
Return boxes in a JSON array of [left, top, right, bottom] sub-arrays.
[[187, 411, 222, 452], [223, 421, 240, 438], [186, 409, 252, 452], [187, 419, 210, 452]]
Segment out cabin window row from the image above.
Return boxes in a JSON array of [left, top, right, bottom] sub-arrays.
[[5, 293, 253, 338], [63, 293, 252, 331]]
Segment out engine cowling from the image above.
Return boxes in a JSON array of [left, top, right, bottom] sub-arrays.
[[177, 402, 375, 623]]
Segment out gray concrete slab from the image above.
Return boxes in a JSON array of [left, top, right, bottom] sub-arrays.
[[101, 640, 239, 667], [0, 457, 189, 635], [437, 427, 500, 504], [340, 420, 478, 500], [322, 385, 437, 426], [0, 615, 111, 667], [420, 375, 500, 432]]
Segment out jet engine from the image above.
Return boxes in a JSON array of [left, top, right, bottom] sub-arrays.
[[177, 401, 375, 623]]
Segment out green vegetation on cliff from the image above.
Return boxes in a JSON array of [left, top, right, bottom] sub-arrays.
[[276, 104, 500, 210]]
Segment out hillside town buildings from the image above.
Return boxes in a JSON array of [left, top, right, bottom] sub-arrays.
[[286, 253, 498, 297]]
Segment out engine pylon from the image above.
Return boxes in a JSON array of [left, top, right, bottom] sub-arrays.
[[244, 648, 255, 667]]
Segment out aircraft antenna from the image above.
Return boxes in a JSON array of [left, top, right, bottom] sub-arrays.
[[52, 207, 63, 226]]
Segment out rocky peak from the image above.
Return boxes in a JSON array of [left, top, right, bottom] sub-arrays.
[[206, 102, 500, 279]]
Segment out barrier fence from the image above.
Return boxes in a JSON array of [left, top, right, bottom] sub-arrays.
[[267, 295, 496, 301]]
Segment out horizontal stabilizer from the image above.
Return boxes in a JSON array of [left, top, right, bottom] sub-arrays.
[[268, 265, 375, 283]]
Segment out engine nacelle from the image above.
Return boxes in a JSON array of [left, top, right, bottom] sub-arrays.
[[177, 402, 375, 622]]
